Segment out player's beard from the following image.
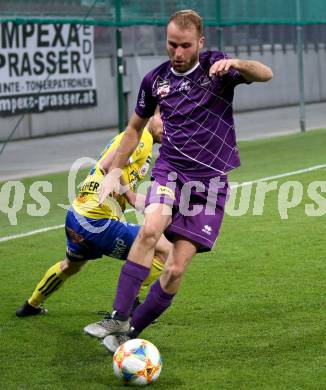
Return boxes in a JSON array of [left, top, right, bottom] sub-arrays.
[[170, 51, 199, 73]]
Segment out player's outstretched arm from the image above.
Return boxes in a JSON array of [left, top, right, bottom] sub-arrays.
[[209, 59, 273, 82], [99, 112, 148, 206]]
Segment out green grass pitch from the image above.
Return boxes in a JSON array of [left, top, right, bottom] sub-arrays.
[[0, 129, 326, 389]]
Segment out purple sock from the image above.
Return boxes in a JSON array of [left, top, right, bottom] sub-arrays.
[[130, 279, 175, 333], [113, 260, 150, 318]]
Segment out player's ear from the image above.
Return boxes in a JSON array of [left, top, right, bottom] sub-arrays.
[[199, 35, 205, 49]]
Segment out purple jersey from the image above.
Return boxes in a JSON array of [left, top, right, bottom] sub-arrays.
[[135, 51, 249, 177]]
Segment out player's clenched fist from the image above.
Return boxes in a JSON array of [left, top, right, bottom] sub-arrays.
[[209, 58, 240, 77]]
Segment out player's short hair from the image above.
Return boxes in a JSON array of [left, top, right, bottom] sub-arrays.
[[168, 10, 203, 37]]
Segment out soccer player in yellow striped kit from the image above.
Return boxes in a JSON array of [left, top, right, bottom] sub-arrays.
[[16, 112, 171, 321]]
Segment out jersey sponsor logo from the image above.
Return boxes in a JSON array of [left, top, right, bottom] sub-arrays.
[[156, 185, 175, 200], [76, 194, 88, 204], [110, 238, 127, 259], [138, 89, 146, 108], [66, 227, 84, 243], [157, 79, 170, 97], [128, 169, 139, 191], [80, 180, 100, 193], [135, 141, 145, 156], [201, 224, 212, 235], [139, 162, 150, 177], [178, 80, 191, 92], [200, 76, 211, 87]]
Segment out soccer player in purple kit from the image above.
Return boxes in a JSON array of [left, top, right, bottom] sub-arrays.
[[84, 9, 273, 350]]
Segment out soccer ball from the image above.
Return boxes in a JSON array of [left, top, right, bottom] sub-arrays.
[[113, 338, 162, 386]]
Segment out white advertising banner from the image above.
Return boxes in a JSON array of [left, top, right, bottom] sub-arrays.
[[0, 23, 97, 115]]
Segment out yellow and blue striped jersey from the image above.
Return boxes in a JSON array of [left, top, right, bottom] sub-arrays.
[[72, 127, 153, 220]]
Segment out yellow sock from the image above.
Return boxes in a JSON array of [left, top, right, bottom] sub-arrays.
[[28, 262, 69, 307], [139, 257, 164, 299]]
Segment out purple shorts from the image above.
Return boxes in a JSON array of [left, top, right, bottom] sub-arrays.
[[145, 164, 228, 252]]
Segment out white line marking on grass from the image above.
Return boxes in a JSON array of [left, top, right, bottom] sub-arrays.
[[1, 163, 325, 243], [231, 163, 326, 189], [0, 224, 65, 243], [0, 210, 134, 243]]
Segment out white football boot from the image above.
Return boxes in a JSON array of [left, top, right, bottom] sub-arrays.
[[102, 334, 130, 353], [84, 311, 130, 338]]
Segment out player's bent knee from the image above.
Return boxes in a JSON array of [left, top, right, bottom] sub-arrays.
[[139, 225, 162, 247], [163, 264, 185, 283], [61, 258, 87, 275]]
